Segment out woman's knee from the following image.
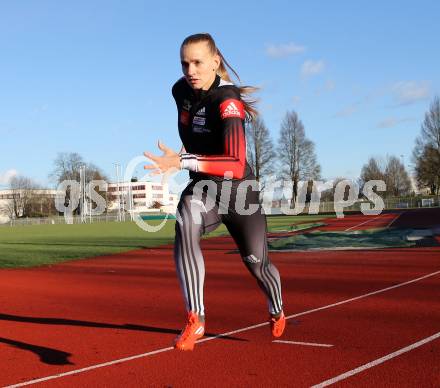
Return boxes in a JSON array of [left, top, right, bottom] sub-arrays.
[[242, 254, 266, 277]]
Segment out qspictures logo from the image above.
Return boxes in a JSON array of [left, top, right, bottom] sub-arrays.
[[54, 157, 387, 233]]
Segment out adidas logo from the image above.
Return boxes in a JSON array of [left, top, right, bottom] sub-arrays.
[[243, 254, 260, 264], [224, 101, 239, 115], [196, 107, 205, 116], [220, 99, 244, 119]]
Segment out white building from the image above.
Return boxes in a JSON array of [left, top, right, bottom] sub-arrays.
[[0, 188, 58, 224], [0, 182, 179, 224], [107, 181, 179, 214]]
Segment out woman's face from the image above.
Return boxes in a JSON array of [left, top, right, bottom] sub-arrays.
[[180, 41, 220, 90]]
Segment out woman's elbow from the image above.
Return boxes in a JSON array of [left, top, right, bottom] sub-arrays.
[[232, 161, 246, 179]]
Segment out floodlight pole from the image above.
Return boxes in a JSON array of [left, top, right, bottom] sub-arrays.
[[89, 181, 92, 223], [79, 164, 87, 223], [114, 163, 121, 222], [127, 183, 134, 221]]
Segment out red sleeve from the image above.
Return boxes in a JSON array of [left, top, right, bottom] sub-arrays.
[[180, 98, 247, 179]]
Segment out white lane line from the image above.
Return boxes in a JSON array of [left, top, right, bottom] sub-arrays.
[[344, 214, 386, 231], [4, 347, 175, 388], [5, 269, 440, 388], [311, 331, 440, 387], [273, 340, 333, 348], [285, 269, 440, 321], [386, 211, 404, 229]]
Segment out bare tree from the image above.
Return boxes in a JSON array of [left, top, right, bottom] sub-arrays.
[[360, 156, 411, 197], [50, 153, 108, 184], [278, 110, 321, 204], [360, 157, 386, 185], [49, 152, 84, 183], [412, 96, 440, 195], [414, 144, 439, 195], [320, 177, 351, 202], [0, 194, 16, 221], [30, 193, 58, 217], [49, 152, 109, 214], [384, 156, 412, 196], [0, 176, 40, 218], [246, 116, 275, 190]]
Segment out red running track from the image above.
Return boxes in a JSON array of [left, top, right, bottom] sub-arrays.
[[0, 210, 439, 387], [317, 208, 440, 232], [317, 212, 400, 231], [267, 212, 401, 238]]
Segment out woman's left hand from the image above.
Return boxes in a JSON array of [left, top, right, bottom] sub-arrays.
[[144, 141, 181, 175]]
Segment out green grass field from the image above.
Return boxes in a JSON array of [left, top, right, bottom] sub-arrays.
[[0, 215, 330, 268]]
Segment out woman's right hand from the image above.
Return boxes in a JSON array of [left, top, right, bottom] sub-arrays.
[[144, 141, 181, 175]]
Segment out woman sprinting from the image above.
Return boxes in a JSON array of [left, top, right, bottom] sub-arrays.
[[144, 33, 285, 351]]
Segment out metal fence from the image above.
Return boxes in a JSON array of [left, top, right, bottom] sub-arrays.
[[1, 214, 123, 227], [268, 195, 440, 215], [1, 196, 439, 227], [277, 195, 440, 215]]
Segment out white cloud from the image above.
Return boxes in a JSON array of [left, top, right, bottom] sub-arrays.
[[0, 126, 15, 136], [32, 104, 49, 114], [301, 60, 325, 78], [333, 81, 427, 120], [377, 117, 415, 129], [392, 81, 430, 105], [325, 80, 335, 91], [333, 84, 400, 118], [335, 105, 357, 117], [315, 79, 336, 96], [0, 169, 18, 185], [266, 42, 306, 58]]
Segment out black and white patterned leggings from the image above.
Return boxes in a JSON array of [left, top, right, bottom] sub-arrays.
[[174, 178, 283, 316]]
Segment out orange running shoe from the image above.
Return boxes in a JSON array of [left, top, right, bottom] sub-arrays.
[[174, 311, 205, 351], [270, 311, 286, 338]]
